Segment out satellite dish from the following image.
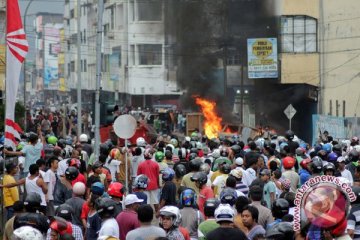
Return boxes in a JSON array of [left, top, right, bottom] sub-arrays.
[[113, 115, 137, 139]]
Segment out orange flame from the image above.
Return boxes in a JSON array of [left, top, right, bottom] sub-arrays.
[[195, 97, 222, 139]]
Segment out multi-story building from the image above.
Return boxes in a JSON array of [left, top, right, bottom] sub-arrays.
[[34, 13, 63, 102], [64, 0, 179, 109], [320, 0, 360, 117]]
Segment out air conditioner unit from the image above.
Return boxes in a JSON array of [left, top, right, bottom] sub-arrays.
[[107, 31, 115, 39]]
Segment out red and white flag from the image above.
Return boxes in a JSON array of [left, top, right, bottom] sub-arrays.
[[5, 0, 28, 149]]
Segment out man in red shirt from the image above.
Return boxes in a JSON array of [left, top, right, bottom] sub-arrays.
[[191, 171, 214, 216], [137, 150, 160, 213], [116, 194, 142, 240]]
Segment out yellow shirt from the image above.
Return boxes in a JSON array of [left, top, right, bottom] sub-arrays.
[[210, 170, 221, 183], [3, 174, 19, 207]]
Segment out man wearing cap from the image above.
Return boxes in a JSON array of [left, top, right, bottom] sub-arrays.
[[116, 194, 142, 240], [259, 169, 276, 209], [338, 157, 353, 186]]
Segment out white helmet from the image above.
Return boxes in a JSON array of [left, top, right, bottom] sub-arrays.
[[159, 206, 181, 227], [13, 226, 44, 240], [214, 204, 235, 223], [170, 138, 178, 147], [185, 136, 191, 142], [79, 134, 88, 143], [73, 182, 86, 195], [136, 137, 146, 147], [166, 144, 175, 153], [196, 142, 203, 150]]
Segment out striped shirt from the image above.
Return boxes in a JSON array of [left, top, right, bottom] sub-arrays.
[[236, 181, 249, 196], [348, 205, 360, 240]]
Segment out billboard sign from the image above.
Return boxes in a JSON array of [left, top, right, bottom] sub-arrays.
[[247, 38, 278, 79]]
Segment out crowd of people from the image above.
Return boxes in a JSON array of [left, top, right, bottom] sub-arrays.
[[1, 125, 360, 240]]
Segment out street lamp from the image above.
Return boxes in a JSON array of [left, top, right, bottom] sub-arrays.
[[23, 0, 35, 130]]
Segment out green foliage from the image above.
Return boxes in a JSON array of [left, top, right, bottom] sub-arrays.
[[0, 102, 25, 132]]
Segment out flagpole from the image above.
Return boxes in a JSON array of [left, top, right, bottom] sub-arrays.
[[2, 0, 7, 232]]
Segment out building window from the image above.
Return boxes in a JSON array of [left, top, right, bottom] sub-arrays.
[[281, 15, 317, 53], [110, 6, 115, 29], [70, 9, 75, 19], [227, 49, 241, 65], [70, 61, 75, 72], [138, 44, 162, 65], [83, 30, 86, 44], [104, 24, 109, 36], [84, 59, 87, 72], [138, 0, 162, 21], [80, 32, 83, 43], [113, 46, 121, 67], [130, 45, 135, 65]]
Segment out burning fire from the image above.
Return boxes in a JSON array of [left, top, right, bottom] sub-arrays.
[[195, 97, 222, 139]]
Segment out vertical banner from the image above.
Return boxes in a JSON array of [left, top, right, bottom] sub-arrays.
[[247, 38, 278, 79]]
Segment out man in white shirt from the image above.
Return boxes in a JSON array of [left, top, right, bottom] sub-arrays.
[[97, 198, 120, 239], [45, 157, 59, 217], [338, 157, 354, 186]]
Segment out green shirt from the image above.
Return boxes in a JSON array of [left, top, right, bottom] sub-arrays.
[[198, 219, 220, 240]]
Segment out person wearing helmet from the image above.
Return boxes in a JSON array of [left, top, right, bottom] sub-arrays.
[[346, 149, 360, 180], [206, 204, 248, 240], [241, 205, 266, 240], [158, 168, 177, 212], [281, 156, 299, 193], [65, 182, 86, 230], [44, 135, 57, 162], [12, 226, 44, 240], [104, 148, 121, 183], [87, 161, 108, 196], [337, 157, 353, 185], [267, 198, 289, 229], [67, 158, 86, 187], [3, 201, 24, 240], [198, 198, 220, 240], [159, 206, 185, 240], [47, 204, 83, 240], [49, 217, 73, 240], [311, 156, 323, 177], [212, 163, 231, 198], [104, 187, 122, 217], [79, 134, 93, 157], [116, 194, 143, 240], [137, 148, 161, 213], [323, 163, 336, 176], [54, 166, 78, 208], [299, 158, 312, 186], [173, 163, 187, 201], [179, 188, 204, 239], [191, 171, 214, 216], [132, 174, 148, 204], [220, 187, 238, 207], [44, 157, 59, 217], [95, 198, 119, 239], [136, 137, 146, 148], [181, 159, 202, 196], [265, 221, 294, 240], [212, 156, 232, 173]]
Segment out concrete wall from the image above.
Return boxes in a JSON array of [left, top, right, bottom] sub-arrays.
[[321, 0, 360, 117], [280, 0, 319, 18], [280, 53, 320, 86]]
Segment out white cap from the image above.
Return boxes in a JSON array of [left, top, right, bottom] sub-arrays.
[[124, 194, 144, 206], [235, 157, 244, 166]]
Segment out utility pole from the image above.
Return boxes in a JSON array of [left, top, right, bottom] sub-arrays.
[[23, 0, 35, 131], [94, 0, 104, 159], [76, 0, 82, 137]]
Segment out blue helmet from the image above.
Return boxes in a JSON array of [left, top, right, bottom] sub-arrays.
[[220, 187, 237, 206], [327, 152, 338, 162], [91, 182, 105, 196], [180, 188, 197, 208], [322, 143, 332, 154], [162, 167, 175, 182]]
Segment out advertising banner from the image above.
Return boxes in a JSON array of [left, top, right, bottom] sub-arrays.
[[247, 38, 278, 79]]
